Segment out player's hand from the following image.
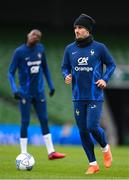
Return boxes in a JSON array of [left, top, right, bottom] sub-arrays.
[[65, 74, 72, 84], [14, 92, 21, 100], [49, 89, 55, 97], [95, 79, 106, 89]]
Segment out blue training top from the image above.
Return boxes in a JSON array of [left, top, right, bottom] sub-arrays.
[[61, 40, 116, 101], [8, 43, 54, 99]]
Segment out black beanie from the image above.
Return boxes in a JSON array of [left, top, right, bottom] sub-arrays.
[[73, 14, 95, 33]]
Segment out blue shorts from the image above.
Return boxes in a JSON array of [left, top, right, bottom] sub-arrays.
[[19, 97, 49, 137], [73, 101, 103, 132]]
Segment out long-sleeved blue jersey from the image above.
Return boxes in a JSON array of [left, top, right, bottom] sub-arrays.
[[61, 40, 116, 101], [8, 43, 54, 99]]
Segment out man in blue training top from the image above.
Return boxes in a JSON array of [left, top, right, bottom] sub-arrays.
[[8, 29, 65, 160], [61, 14, 116, 174]]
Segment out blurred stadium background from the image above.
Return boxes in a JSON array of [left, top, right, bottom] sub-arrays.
[[0, 0, 129, 146]]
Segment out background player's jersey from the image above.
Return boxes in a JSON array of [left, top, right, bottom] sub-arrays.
[[61, 40, 116, 101], [8, 43, 54, 99]]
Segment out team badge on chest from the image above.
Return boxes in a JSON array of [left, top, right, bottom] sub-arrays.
[[37, 53, 42, 58]]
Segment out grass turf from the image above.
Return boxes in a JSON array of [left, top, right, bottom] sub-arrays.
[[0, 145, 129, 179]]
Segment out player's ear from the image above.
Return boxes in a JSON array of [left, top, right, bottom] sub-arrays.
[[27, 33, 30, 38], [27, 30, 32, 38]]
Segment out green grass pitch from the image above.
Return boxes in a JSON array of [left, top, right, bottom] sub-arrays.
[[0, 145, 129, 179]]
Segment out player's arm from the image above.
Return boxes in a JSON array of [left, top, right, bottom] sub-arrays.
[[95, 79, 106, 89], [8, 50, 21, 99], [42, 52, 55, 96], [100, 44, 116, 84], [61, 47, 72, 84], [65, 74, 72, 84]]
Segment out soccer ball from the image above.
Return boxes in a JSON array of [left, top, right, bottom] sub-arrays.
[[16, 153, 35, 171]]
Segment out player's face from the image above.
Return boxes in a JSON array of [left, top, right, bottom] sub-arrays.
[[27, 30, 42, 46], [74, 26, 89, 39]]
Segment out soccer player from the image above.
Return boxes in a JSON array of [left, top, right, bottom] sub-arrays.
[[8, 29, 65, 160], [61, 14, 116, 174]]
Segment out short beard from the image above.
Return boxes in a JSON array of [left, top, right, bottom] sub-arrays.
[[75, 35, 93, 48], [75, 35, 89, 41], [75, 37, 85, 41]]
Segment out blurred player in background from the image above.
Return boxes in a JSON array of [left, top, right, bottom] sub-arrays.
[[61, 14, 116, 174], [8, 29, 65, 160]]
